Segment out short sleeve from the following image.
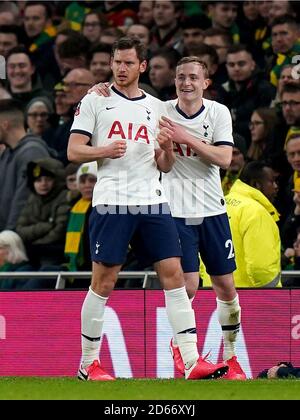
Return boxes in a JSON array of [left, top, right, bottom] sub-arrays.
[[213, 104, 234, 147], [70, 93, 98, 139]]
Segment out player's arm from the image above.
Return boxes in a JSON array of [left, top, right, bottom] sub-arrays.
[[159, 116, 232, 169], [155, 127, 176, 173], [68, 133, 126, 162]]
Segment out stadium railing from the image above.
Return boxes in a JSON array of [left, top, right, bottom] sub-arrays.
[[0, 271, 299, 289]]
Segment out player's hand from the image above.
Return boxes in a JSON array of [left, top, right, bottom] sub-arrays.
[[88, 82, 110, 96], [157, 127, 174, 152], [104, 140, 127, 159], [159, 116, 188, 145]]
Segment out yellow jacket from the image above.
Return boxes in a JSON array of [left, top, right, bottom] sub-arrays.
[[202, 180, 281, 287]]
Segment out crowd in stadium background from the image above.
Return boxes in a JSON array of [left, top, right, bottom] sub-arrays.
[[0, 0, 300, 289]]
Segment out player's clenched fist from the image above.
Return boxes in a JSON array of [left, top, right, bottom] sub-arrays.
[[157, 127, 174, 152], [104, 140, 127, 159]]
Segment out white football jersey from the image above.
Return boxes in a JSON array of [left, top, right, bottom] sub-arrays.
[[70, 87, 167, 206], [162, 98, 234, 218]]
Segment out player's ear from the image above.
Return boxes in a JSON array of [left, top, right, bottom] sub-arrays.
[[203, 78, 211, 90], [140, 60, 147, 74]]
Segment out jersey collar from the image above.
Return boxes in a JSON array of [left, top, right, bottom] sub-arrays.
[[111, 85, 146, 101], [175, 102, 205, 119]]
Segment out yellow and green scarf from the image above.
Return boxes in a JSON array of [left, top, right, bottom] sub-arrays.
[[65, 198, 91, 271]]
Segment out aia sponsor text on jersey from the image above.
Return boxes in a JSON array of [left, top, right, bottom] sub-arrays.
[[108, 121, 150, 144]]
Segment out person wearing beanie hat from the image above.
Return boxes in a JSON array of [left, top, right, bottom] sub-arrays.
[[16, 157, 70, 268], [25, 96, 55, 138], [64, 161, 98, 279]]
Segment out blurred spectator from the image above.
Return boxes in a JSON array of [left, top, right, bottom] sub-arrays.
[[16, 157, 70, 268], [221, 132, 247, 195], [24, 161, 98, 289], [180, 15, 211, 55], [270, 15, 300, 87], [82, 12, 107, 46], [127, 24, 150, 48], [0, 25, 19, 58], [268, 0, 298, 25], [224, 161, 281, 287], [104, 1, 138, 28], [88, 43, 112, 84], [53, 82, 71, 125], [64, 162, 97, 274], [25, 96, 55, 138], [99, 26, 124, 46], [149, 47, 180, 100], [0, 2, 20, 26], [65, 162, 81, 206], [247, 108, 279, 162], [50, 68, 95, 165], [23, 1, 56, 51], [207, 1, 239, 43], [6, 46, 51, 110], [137, 0, 154, 28], [150, 1, 184, 51], [281, 177, 300, 253], [0, 99, 50, 231], [57, 35, 90, 75], [203, 27, 232, 84], [223, 44, 276, 144], [271, 64, 297, 108], [0, 230, 32, 290]]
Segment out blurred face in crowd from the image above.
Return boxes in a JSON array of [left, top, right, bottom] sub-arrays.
[[55, 90, 69, 116], [66, 174, 78, 192], [24, 4, 49, 38], [127, 24, 150, 47], [138, 1, 153, 27], [258, 167, 278, 202], [204, 35, 230, 64], [111, 48, 146, 89], [90, 51, 112, 83], [277, 65, 294, 96], [271, 23, 299, 54], [281, 91, 300, 125], [195, 54, 217, 77], [78, 174, 97, 200], [149, 56, 175, 91], [0, 32, 18, 58], [27, 102, 50, 136], [249, 112, 266, 143], [229, 147, 245, 172], [269, 0, 292, 24], [34, 176, 55, 196], [209, 2, 238, 29], [286, 137, 300, 172], [63, 69, 95, 106], [153, 1, 180, 28], [175, 62, 210, 104], [82, 13, 102, 44], [257, 0, 271, 19], [226, 50, 255, 83], [0, 12, 15, 26], [243, 1, 259, 21], [7, 53, 35, 91], [183, 28, 204, 51]]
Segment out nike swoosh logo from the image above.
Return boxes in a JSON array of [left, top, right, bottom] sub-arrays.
[[106, 107, 115, 110]]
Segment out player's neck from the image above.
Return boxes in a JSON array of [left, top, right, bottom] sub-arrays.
[[112, 82, 143, 99], [177, 99, 203, 117]]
